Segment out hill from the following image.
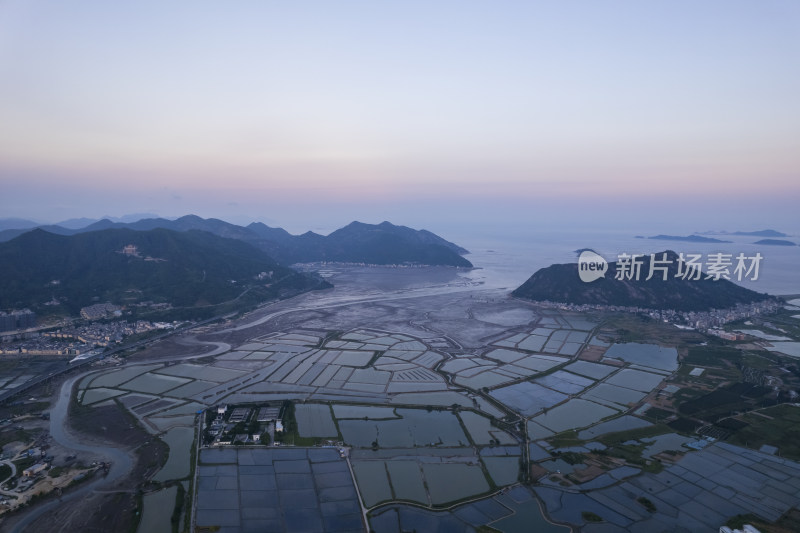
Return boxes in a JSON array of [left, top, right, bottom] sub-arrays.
[[0, 228, 329, 316], [0, 216, 472, 267], [0, 224, 76, 242], [258, 221, 472, 266], [512, 251, 770, 312]]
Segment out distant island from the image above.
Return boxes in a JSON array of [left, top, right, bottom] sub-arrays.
[[754, 239, 796, 246], [643, 235, 732, 244], [0, 216, 472, 268], [512, 250, 770, 312], [733, 229, 788, 237], [698, 229, 788, 238]]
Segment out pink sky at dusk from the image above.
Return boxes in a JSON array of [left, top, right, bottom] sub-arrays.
[[1, 1, 798, 234]]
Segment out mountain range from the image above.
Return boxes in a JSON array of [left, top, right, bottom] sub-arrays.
[[0, 228, 329, 316], [0, 216, 472, 268], [512, 251, 770, 312]]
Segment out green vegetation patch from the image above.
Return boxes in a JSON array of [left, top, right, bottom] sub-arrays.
[[0, 428, 31, 447], [13, 455, 37, 470], [637, 496, 656, 513], [667, 417, 699, 433], [546, 430, 583, 449], [684, 345, 741, 367], [726, 404, 800, 461], [643, 407, 673, 420], [558, 452, 585, 465], [597, 423, 673, 446], [678, 382, 772, 422]]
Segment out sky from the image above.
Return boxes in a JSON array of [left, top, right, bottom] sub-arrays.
[[1, 1, 798, 236]]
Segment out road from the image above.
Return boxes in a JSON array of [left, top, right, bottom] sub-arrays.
[[0, 460, 17, 497]]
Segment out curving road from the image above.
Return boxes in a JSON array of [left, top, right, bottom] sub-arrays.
[[9, 374, 135, 533], [0, 460, 17, 497]]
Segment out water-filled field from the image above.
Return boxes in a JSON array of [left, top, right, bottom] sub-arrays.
[[294, 403, 338, 437], [490, 382, 568, 417], [155, 363, 247, 382], [117, 393, 160, 409], [134, 398, 180, 415], [165, 380, 217, 398], [485, 349, 527, 363], [534, 370, 594, 395], [155, 401, 204, 417], [333, 350, 374, 366], [563, 360, 617, 380], [120, 373, 191, 394], [153, 426, 195, 481], [582, 383, 647, 407], [80, 387, 126, 405], [529, 399, 618, 433], [352, 461, 393, 507], [459, 411, 517, 445], [518, 335, 547, 351], [389, 391, 474, 408], [348, 368, 390, 385], [513, 354, 566, 372], [603, 343, 678, 371], [422, 463, 489, 504], [483, 456, 521, 485], [87, 364, 163, 388], [604, 368, 664, 392], [736, 329, 792, 341], [339, 409, 469, 448], [456, 371, 517, 390], [332, 404, 399, 419], [149, 414, 196, 431], [196, 447, 360, 532], [527, 421, 554, 440], [767, 342, 800, 358], [386, 460, 428, 503], [139, 486, 178, 533]]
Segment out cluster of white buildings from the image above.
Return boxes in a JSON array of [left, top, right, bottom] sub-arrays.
[[206, 404, 283, 447], [533, 299, 781, 333], [79, 302, 121, 320]]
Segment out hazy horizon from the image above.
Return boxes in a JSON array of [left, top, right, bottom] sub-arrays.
[[5, 206, 800, 242]]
